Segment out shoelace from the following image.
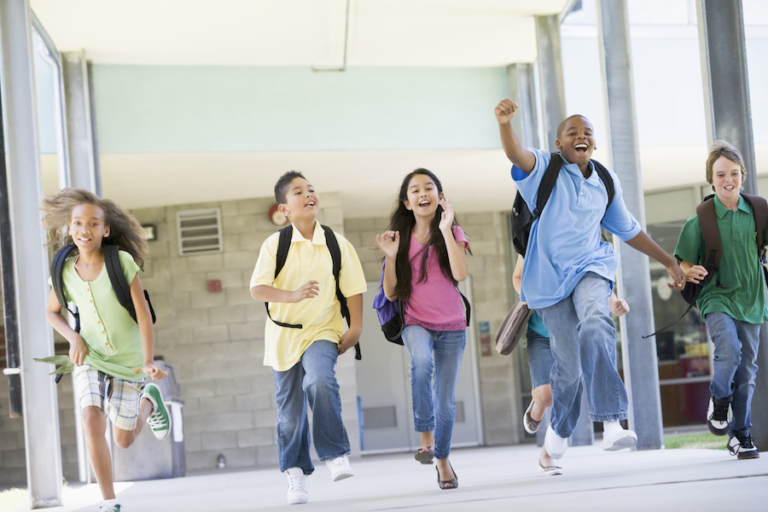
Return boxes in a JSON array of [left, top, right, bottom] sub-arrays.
[[287, 473, 307, 492], [329, 458, 345, 467], [148, 406, 168, 429], [742, 435, 756, 450]]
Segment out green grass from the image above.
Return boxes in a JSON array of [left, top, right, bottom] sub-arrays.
[[664, 432, 728, 450], [0, 488, 29, 512]]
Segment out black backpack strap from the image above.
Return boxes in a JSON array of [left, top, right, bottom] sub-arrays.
[[103, 244, 156, 324], [742, 194, 768, 256], [51, 244, 80, 332], [590, 160, 615, 215], [460, 292, 471, 327], [266, 225, 303, 329], [322, 225, 361, 361], [533, 153, 563, 218], [696, 198, 722, 279]]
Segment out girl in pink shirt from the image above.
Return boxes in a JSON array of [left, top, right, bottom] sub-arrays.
[[376, 169, 470, 490]]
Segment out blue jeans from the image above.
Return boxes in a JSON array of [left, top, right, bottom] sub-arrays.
[[272, 340, 350, 474], [705, 312, 761, 435], [538, 273, 628, 438], [526, 330, 554, 389], [402, 325, 466, 460]]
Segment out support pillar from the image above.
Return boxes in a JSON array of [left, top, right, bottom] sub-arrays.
[[506, 63, 540, 149], [62, 50, 100, 194], [0, 0, 63, 506], [595, 0, 664, 450], [534, 14, 594, 447], [696, 0, 767, 447]]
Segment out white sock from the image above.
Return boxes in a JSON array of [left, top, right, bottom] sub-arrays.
[[545, 425, 568, 459], [102, 498, 120, 507], [603, 420, 623, 436]]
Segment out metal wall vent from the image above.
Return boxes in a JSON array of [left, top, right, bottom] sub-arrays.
[[362, 406, 397, 430], [177, 208, 223, 255]]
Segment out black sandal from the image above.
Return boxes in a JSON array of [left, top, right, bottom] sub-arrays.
[[436, 461, 458, 490], [414, 447, 434, 465]]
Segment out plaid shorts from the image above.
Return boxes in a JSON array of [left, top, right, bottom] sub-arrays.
[[73, 364, 145, 431]]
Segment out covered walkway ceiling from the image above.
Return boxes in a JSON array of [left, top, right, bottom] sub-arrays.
[[31, 0, 570, 67]]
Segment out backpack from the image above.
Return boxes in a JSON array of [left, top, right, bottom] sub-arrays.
[[643, 193, 768, 339], [51, 244, 156, 382], [264, 224, 361, 361], [372, 261, 471, 346], [511, 153, 615, 257]]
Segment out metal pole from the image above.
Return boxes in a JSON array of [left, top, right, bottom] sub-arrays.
[[595, 0, 664, 450], [0, 0, 63, 506], [506, 63, 540, 150], [696, 0, 767, 448], [535, 15, 566, 152], [534, 13, 594, 447], [62, 50, 99, 193]]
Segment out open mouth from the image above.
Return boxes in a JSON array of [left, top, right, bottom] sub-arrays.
[[418, 200, 430, 207], [304, 200, 316, 207], [574, 143, 589, 155]]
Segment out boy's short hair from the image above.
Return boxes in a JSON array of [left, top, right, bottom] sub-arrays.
[[557, 114, 590, 139], [706, 140, 746, 187], [274, 171, 307, 204]]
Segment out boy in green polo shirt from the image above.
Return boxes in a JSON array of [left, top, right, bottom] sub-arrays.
[[675, 140, 767, 459]]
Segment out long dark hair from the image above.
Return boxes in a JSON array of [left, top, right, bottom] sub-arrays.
[[387, 169, 468, 300]]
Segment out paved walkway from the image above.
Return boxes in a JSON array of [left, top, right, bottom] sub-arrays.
[[47, 443, 768, 512]]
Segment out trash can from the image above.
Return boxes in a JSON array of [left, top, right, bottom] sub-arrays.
[[113, 361, 186, 481]]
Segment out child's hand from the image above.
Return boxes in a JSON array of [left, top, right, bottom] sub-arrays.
[[291, 280, 319, 303], [666, 263, 687, 289], [143, 363, 168, 380], [337, 328, 361, 356], [609, 296, 630, 317], [439, 197, 455, 233], [376, 231, 400, 260], [685, 265, 708, 284], [69, 335, 89, 366], [494, 99, 518, 124]]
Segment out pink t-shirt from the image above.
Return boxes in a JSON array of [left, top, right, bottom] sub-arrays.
[[403, 226, 468, 332]]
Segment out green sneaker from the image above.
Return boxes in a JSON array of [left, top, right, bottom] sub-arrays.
[[142, 383, 171, 440]]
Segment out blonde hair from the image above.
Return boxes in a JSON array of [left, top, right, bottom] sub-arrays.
[[40, 188, 148, 270], [706, 140, 746, 191]]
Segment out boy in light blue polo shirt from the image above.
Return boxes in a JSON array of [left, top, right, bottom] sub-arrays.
[[494, 99, 686, 466]]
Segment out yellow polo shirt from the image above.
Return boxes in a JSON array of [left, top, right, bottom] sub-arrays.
[[250, 222, 367, 371]]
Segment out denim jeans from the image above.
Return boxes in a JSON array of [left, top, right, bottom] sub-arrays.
[[526, 329, 554, 389], [705, 312, 761, 435], [538, 273, 628, 438], [402, 325, 466, 460], [272, 340, 350, 474]]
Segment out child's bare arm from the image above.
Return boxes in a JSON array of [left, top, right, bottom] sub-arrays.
[[624, 231, 686, 289], [375, 231, 400, 301], [45, 288, 88, 366], [438, 198, 468, 282], [512, 256, 524, 295], [250, 281, 319, 303], [495, 99, 536, 173], [338, 293, 362, 355], [130, 275, 166, 380]]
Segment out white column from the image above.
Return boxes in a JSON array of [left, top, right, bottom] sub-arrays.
[[0, 0, 63, 506]]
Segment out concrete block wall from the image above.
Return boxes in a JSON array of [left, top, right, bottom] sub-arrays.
[[129, 192, 360, 472], [342, 211, 523, 446]]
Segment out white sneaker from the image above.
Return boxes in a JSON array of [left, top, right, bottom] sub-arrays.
[[545, 425, 568, 460], [603, 428, 637, 451], [285, 467, 309, 505], [326, 455, 354, 481]]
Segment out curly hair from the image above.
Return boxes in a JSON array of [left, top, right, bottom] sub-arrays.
[[40, 188, 149, 270]]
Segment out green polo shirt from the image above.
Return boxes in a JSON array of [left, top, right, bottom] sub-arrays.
[[57, 251, 146, 380], [674, 195, 768, 325]]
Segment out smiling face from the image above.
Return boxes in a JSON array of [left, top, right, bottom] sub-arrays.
[[710, 156, 743, 203], [279, 177, 319, 222], [556, 116, 595, 167], [403, 173, 442, 220], [69, 203, 110, 253]]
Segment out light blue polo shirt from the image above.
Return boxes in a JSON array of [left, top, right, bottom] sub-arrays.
[[513, 149, 641, 309]]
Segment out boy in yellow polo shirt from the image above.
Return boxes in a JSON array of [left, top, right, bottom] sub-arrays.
[[250, 171, 366, 505]]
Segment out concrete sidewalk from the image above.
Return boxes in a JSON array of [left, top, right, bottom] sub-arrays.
[[47, 443, 768, 512]]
